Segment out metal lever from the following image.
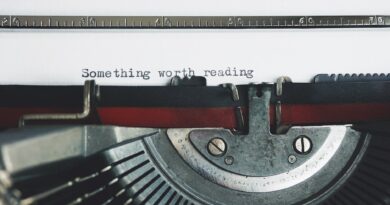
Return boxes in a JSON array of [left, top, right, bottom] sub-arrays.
[[221, 83, 245, 133], [19, 80, 96, 127], [275, 76, 292, 134]]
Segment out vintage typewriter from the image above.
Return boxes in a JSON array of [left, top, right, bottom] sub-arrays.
[[1, 15, 390, 205]]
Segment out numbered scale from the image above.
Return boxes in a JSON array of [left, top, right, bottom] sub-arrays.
[[1, 15, 390, 29]]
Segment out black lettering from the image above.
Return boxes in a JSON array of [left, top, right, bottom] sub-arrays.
[[188, 67, 195, 77], [143, 71, 151, 80], [136, 70, 143, 78], [96, 71, 106, 78], [246, 70, 254, 79], [158, 71, 166, 77], [182, 68, 187, 77], [225, 67, 231, 76], [114, 69, 119, 77], [240, 70, 247, 77], [128, 68, 135, 77], [82, 68, 89, 78], [232, 67, 238, 76], [90, 71, 96, 78], [120, 69, 127, 77]]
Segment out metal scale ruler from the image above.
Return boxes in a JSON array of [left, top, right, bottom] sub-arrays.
[[1, 15, 390, 29]]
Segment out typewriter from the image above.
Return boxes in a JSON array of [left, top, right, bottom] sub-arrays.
[[1, 15, 390, 205], [0, 73, 389, 205]]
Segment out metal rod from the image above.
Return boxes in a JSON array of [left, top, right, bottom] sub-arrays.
[[1, 15, 389, 29]]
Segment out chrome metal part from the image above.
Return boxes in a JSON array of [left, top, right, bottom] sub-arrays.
[[221, 83, 245, 131], [0, 126, 158, 174], [18, 80, 95, 127], [288, 155, 297, 164], [1, 15, 390, 29], [0, 125, 164, 205], [293, 135, 313, 154], [207, 138, 226, 157], [0, 121, 376, 205], [275, 76, 292, 134], [168, 126, 362, 193], [276, 76, 292, 97], [224, 156, 234, 165], [167, 87, 363, 192], [221, 84, 240, 102]]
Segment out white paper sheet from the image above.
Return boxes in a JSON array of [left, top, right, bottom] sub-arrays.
[[0, 0, 389, 85]]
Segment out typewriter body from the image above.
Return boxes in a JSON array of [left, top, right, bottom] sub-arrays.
[[0, 74, 389, 205]]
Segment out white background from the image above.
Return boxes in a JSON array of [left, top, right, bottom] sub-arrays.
[[0, 0, 389, 85]]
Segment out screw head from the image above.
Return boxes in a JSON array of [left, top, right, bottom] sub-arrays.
[[293, 135, 312, 155], [207, 138, 226, 157], [224, 156, 234, 165], [288, 155, 297, 164]]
